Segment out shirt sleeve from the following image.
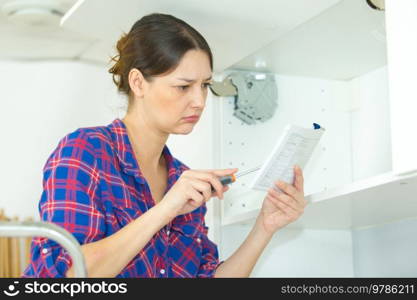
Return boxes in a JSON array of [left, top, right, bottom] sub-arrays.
[[196, 204, 224, 278], [22, 129, 105, 278]]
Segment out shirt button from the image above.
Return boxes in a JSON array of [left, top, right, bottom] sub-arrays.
[[166, 230, 170, 236], [196, 238, 201, 243], [42, 248, 48, 254], [160, 269, 166, 275]]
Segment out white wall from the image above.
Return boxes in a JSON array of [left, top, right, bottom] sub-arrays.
[[221, 222, 354, 277], [353, 218, 417, 277], [0, 60, 217, 237], [0, 60, 123, 220]]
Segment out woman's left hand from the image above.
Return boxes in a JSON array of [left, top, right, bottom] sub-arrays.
[[257, 165, 307, 235]]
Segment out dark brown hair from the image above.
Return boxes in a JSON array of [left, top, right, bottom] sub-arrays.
[[108, 13, 213, 105]]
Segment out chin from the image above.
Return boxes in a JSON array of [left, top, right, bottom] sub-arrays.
[[172, 123, 195, 135]]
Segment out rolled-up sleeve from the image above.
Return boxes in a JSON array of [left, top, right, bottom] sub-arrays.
[[22, 129, 105, 278]]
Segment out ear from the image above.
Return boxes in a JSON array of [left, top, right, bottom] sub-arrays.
[[128, 68, 147, 98]]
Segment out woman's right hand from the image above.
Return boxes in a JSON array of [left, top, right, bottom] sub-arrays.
[[159, 168, 238, 219]]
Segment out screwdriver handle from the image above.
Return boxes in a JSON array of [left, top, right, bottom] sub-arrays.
[[211, 174, 236, 192]]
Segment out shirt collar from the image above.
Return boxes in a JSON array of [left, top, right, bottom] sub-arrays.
[[107, 118, 178, 185]]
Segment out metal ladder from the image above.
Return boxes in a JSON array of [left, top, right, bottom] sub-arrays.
[[0, 221, 87, 277]]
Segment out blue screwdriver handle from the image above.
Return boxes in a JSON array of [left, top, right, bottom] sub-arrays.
[[210, 175, 236, 192]]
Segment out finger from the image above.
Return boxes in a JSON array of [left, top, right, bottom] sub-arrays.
[[278, 185, 306, 208], [186, 186, 205, 207], [185, 170, 227, 199], [266, 195, 292, 217], [266, 194, 283, 209], [268, 195, 298, 216], [292, 165, 304, 193], [268, 188, 299, 211], [198, 168, 239, 177], [274, 180, 298, 199], [265, 195, 286, 213], [190, 179, 212, 202]]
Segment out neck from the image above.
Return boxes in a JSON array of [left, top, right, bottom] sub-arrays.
[[122, 111, 168, 173]]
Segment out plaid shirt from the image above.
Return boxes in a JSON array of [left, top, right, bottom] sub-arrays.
[[22, 118, 221, 278]]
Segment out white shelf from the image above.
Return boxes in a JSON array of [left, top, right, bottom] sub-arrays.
[[222, 171, 417, 229], [232, 0, 387, 81]]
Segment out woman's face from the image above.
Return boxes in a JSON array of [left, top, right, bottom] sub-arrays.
[[131, 49, 213, 135]]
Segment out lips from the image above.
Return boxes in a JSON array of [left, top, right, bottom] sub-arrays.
[[183, 115, 200, 122]]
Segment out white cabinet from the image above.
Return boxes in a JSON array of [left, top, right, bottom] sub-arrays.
[[214, 0, 417, 230]]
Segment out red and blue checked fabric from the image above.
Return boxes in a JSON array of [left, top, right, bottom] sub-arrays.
[[22, 118, 221, 278]]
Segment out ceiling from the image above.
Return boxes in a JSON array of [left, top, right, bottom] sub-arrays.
[[0, 0, 95, 61], [0, 0, 340, 69], [0, 0, 387, 80]]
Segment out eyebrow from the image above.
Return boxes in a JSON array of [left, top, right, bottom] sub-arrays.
[[176, 76, 212, 82]]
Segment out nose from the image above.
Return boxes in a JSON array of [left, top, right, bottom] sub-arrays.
[[191, 88, 206, 108]]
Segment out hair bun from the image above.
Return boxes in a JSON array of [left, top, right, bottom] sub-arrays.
[[108, 33, 128, 90], [115, 33, 129, 56]]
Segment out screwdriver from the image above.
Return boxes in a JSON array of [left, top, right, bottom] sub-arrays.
[[211, 165, 261, 192]]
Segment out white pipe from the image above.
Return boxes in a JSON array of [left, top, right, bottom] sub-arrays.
[[0, 221, 87, 277]]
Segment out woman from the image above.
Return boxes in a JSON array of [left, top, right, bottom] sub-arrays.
[[23, 13, 306, 278]]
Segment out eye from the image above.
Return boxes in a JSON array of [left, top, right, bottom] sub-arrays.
[[202, 82, 212, 89], [177, 85, 189, 91]]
